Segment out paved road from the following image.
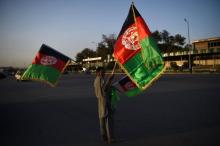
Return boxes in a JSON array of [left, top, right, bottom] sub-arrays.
[[0, 74, 220, 146]]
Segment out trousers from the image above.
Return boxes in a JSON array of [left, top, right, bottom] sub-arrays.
[[99, 112, 114, 141]]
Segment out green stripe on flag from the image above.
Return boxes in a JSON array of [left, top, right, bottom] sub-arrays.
[[125, 87, 142, 97], [22, 64, 61, 85], [123, 36, 164, 89], [140, 36, 163, 64]]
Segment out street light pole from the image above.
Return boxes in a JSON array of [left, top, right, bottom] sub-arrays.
[[184, 18, 192, 73]]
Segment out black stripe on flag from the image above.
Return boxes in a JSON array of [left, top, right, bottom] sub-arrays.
[[39, 44, 70, 63], [117, 4, 141, 38]]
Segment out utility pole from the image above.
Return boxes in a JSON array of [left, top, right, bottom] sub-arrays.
[[184, 18, 192, 73]]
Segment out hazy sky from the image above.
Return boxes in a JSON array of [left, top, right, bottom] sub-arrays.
[[0, 0, 219, 67]]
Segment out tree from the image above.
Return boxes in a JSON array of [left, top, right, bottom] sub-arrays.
[[154, 30, 186, 53], [96, 34, 116, 61], [168, 36, 175, 46], [174, 34, 185, 46], [151, 30, 161, 43], [161, 30, 170, 44], [75, 48, 96, 63], [184, 44, 192, 51]]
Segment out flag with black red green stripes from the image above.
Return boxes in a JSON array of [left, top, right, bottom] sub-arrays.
[[113, 76, 141, 97], [114, 3, 165, 90], [21, 44, 70, 86]]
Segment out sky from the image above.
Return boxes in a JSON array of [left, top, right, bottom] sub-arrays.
[[0, 0, 219, 67]]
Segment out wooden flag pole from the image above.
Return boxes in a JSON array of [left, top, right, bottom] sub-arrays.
[[111, 61, 117, 74], [105, 61, 117, 144], [131, 1, 136, 23]]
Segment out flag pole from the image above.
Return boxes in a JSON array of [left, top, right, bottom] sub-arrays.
[[111, 61, 117, 74], [105, 61, 117, 144], [131, 1, 137, 22]]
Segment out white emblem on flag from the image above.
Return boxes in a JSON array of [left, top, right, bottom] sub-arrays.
[[40, 56, 57, 65], [122, 26, 141, 50]]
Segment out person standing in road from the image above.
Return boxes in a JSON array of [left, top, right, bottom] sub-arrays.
[[94, 67, 114, 143]]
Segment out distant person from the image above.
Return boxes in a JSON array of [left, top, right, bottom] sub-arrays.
[[94, 67, 115, 143]]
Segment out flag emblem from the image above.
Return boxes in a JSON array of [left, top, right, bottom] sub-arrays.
[[40, 55, 57, 65], [123, 81, 136, 90], [21, 44, 70, 86], [122, 26, 141, 50]]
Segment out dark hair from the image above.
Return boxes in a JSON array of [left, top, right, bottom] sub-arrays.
[[96, 67, 104, 73]]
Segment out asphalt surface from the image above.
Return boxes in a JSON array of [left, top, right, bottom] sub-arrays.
[[0, 73, 220, 146]]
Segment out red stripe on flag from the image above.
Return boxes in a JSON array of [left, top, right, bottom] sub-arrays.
[[121, 81, 136, 91], [114, 38, 141, 64], [32, 53, 66, 72], [114, 23, 141, 64], [114, 17, 151, 65], [136, 16, 151, 40]]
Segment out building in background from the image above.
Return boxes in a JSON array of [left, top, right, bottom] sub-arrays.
[[192, 37, 220, 66], [192, 37, 220, 54]]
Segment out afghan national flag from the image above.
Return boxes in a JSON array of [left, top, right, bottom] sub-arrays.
[[110, 75, 141, 109], [113, 3, 165, 90], [113, 76, 142, 97], [21, 44, 70, 86]]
